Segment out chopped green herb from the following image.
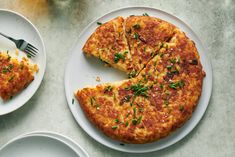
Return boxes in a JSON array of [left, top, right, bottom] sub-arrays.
[[130, 84, 148, 97], [137, 116, 142, 124], [7, 55, 11, 61], [164, 100, 169, 106], [178, 80, 185, 87], [149, 84, 154, 89], [176, 56, 181, 63], [133, 32, 139, 39], [170, 58, 176, 64], [128, 70, 137, 78], [132, 119, 138, 125], [97, 22, 102, 25], [112, 126, 118, 129], [179, 105, 184, 111], [160, 83, 164, 90], [104, 85, 113, 93], [27, 54, 31, 58], [132, 24, 140, 29], [72, 98, 74, 104], [114, 118, 119, 123], [125, 121, 129, 127], [8, 64, 13, 70], [133, 107, 136, 118], [2, 68, 8, 73], [114, 53, 125, 63], [144, 47, 147, 52], [166, 65, 172, 70], [8, 75, 15, 82], [143, 13, 149, 16], [168, 80, 185, 89], [90, 97, 95, 106], [139, 108, 144, 112], [160, 53, 164, 58], [124, 50, 129, 54], [126, 113, 130, 118]]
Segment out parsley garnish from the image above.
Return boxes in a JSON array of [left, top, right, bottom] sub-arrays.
[[112, 126, 118, 129], [97, 22, 102, 25], [133, 32, 139, 39], [143, 13, 149, 16], [104, 85, 113, 93], [90, 97, 95, 106], [114, 53, 125, 63], [132, 24, 140, 29], [8, 75, 15, 82], [72, 98, 74, 104], [132, 119, 137, 125], [168, 80, 185, 89], [128, 70, 137, 78], [170, 58, 176, 64], [125, 121, 129, 127], [114, 118, 119, 123], [130, 84, 148, 97], [137, 116, 142, 124]]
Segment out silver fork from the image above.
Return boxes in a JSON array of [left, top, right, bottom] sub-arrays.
[[0, 32, 38, 58]]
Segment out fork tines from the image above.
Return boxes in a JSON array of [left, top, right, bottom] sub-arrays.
[[25, 44, 38, 57]]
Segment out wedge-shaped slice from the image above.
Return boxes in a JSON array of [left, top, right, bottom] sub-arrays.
[[83, 16, 133, 73], [125, 16, 175, 77], [0, 52, 38, 101]]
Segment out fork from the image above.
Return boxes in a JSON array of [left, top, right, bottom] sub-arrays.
[[0, 32, 38, 58]]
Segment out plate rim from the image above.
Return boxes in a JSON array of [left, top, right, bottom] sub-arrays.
[[17, 131, 90, 157], [64, 6, 213, 153], [0, 132, 80, 157], [0, 9, 46, 115]]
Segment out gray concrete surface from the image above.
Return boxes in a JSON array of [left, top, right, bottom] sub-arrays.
[[0, 0, 234, 156]]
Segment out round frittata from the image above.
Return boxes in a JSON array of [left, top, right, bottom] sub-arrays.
[[75, 15, 205, 144]]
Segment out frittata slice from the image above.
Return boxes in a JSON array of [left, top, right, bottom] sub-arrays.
[[125, 16, 175, 77], [0, 52, 38, 101], [83, 16, 133, 73]]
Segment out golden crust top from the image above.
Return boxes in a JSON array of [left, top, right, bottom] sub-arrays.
[[76, 16, 205, 144], [83, 16, 133, 73], [0, 52, 38, 101]]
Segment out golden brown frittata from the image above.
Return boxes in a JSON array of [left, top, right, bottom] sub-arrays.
[[76, 15, 205, 144], [83, 16, 133, 73], [0, 52, 38, 101], [125, 16, 175, 77]]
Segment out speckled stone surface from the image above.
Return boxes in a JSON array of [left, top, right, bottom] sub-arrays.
[[0, 0, 234, 156]]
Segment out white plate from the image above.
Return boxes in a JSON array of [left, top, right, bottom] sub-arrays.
[[0, 9, 46, 115], [0, 134, 80, 157], [20, 131, 90, 157], [64, 7, 212, 153]]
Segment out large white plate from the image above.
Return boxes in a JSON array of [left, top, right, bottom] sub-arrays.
[[0, 9, 46, 115], [64, 7, 212, 153], [20, 131, 90, 157], [0, 134, 80, 157]]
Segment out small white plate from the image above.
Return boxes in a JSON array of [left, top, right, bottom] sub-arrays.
[[0, 9, 46, 115], [64, 7, 212, 153], [0, 133, 80, 157], [21, 131, 90, 157]]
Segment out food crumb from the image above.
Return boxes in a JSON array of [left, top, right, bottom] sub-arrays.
[[96, 76, 101, 82], [15, 49, 19, 56]]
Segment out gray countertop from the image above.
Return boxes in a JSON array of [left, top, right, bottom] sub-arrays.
[[0, 0, 234, 156]]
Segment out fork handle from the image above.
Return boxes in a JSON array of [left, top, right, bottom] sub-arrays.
[[0, 32, 17, 43]]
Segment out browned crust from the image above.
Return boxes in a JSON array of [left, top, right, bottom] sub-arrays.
[[0, 53, 35, 101], [76, 16, 205, 144]]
